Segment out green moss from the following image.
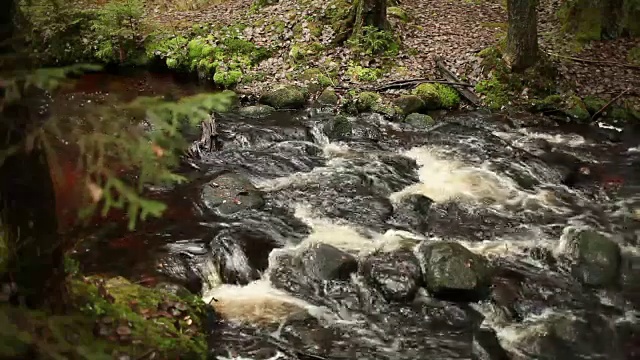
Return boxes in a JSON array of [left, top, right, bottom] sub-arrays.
[[475, 77, 510, 110], [412, 83, 461, 109], [346, 65, 382, 82], [387, 6, 409, 22], [583, 96, 607, 114], [317, 88, 340, 105], [213, 69, 243, 88], [532, 94, 590, 122], [0, 276, 209, 359], [355, 91, 381, 112], [325, 115, 353, 138], [405, 113, 435, 128], [260, 85, 307, 109]]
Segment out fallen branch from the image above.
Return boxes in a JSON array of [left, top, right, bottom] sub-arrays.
[[435, 57, 482, 106], [546, 52, 640, 70], [591, 87, 631, 121], [373, 78, 474, 92]]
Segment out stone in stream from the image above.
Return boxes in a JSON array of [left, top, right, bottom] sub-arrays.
[[300, 243, 358, 281], [317, 87, 339, 106], [566, 229, 621, 287], [393, 95, 425, 115], [361, 248, 423, 302], [238, 104, 275, 118], [323, 115, 353, 139], [259, 85, 306, 109], [416, 241, 492, 301], [200, 172, 265, 214], [404, 113, 435, 128]]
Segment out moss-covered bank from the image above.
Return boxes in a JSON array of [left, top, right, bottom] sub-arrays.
[[0, 275, 212, 359]]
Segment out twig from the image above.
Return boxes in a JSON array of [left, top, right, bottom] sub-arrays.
[[136, 349, 156, 360], [373, 78, 474, 92], [547, 52, 640, 70], [591, 87, 631, 121]]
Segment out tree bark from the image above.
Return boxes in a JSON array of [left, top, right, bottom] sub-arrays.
[[504, 0, 539, 72], [602, 0, 623, 39], [333, 0, 389, 44], [0, 0, 69, 312]]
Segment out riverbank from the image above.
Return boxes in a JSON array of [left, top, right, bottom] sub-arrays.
[[20, 0, 640, 124]]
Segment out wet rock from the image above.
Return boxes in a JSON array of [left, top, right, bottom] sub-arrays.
[[417, 241, 492, 301], [209, 227, 281, 285], [200, 173, 265, 214], [472, 327, 510, 360], [405, 113, 434, 128], [389, 194, 433, 234], [156, 253, 204, 295], [567, 229, 621, 287], [393, 95, 425, 115], [317, 88, 339, 106], [259, 85, 306, 109], [238, 105, 275, 118], [324, 115, 352, 139], [511, 313, 624, 360], [301, 243, 358, 281], [361, 248, 422, 302]]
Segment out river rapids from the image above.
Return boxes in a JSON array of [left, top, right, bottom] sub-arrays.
[[65, 73, 640, 360]]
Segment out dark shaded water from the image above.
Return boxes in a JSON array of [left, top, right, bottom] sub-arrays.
[[57, 71, 640, 359]]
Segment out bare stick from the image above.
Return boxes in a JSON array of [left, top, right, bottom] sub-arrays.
[[591, 87, 631, 121]]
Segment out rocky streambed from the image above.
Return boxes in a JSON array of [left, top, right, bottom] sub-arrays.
[[61, 72, 640, 360]]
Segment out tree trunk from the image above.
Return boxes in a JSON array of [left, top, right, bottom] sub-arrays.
[[602, 0, 623, 39], [504, 0, 539, 72], [0, 0, 69, 313], [333, 0, 389, 44]]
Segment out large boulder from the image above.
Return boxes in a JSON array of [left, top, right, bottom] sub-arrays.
[[472, 327, 510, 360], [259, 85, 306, 109], [566, 229, 621, 287], [405, 113, 435, 128], [323, 115, 353, 139], [416, 241, 492, 300], [393, 95, 425, 115], [317, 87, 340, 106], [361, 248, 423, 302], [300, 243, 358, 281], [238, 104, 275, 118], [200, 173, 265, 215]]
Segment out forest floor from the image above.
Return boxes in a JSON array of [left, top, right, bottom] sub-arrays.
[[138, 0, 640, 108]]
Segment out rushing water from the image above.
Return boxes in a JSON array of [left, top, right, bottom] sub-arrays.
[[60, 72, 640, 359]]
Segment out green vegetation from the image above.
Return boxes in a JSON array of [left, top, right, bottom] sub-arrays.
[[387, 6, 409, 22], [0, 276, 210, 359], [347, 26, 400, 56], [412, 83, 461, 109], [346, 64, 382, 82]]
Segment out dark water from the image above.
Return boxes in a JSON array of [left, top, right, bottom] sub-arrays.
[[58, 71, 640, 359]]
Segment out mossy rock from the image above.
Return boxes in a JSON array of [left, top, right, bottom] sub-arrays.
[[388, 6, 409, 22], [324, 115, 353, 139], [259, 85, 307, 109], [532, 94, 590, 122], [317, 88, 340, 105], [583, 96, 608, 115], [567, 230, 621, 287], [393, 95, 425, 115], [238, 104, 276, 118], [404, 113, 434, 128], [355, 91, 382, 113], [412, 83, 460, 110], [300, 68, 333, 93], [213, 70, 243, 88], [416, 242, 492, 300]]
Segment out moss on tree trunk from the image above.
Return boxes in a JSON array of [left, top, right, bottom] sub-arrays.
[[558, 0, 637, 41], [504, 0, 538, 72], [333, 0, 389, 44]]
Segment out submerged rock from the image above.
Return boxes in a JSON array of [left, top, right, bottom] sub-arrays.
[[260, 85, 306, 109], [317, 87, 339, 105], [238, 104, 275, 118], [323, 115, 353, 139], [567, 229, 621, 287], [405, 113, 435, 128], [417, 241, 492, 301], [200, 172, 265, 214], [393, 95, 425, 115], [361, 248, 423, 302], [301, 243, 358, 281]]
